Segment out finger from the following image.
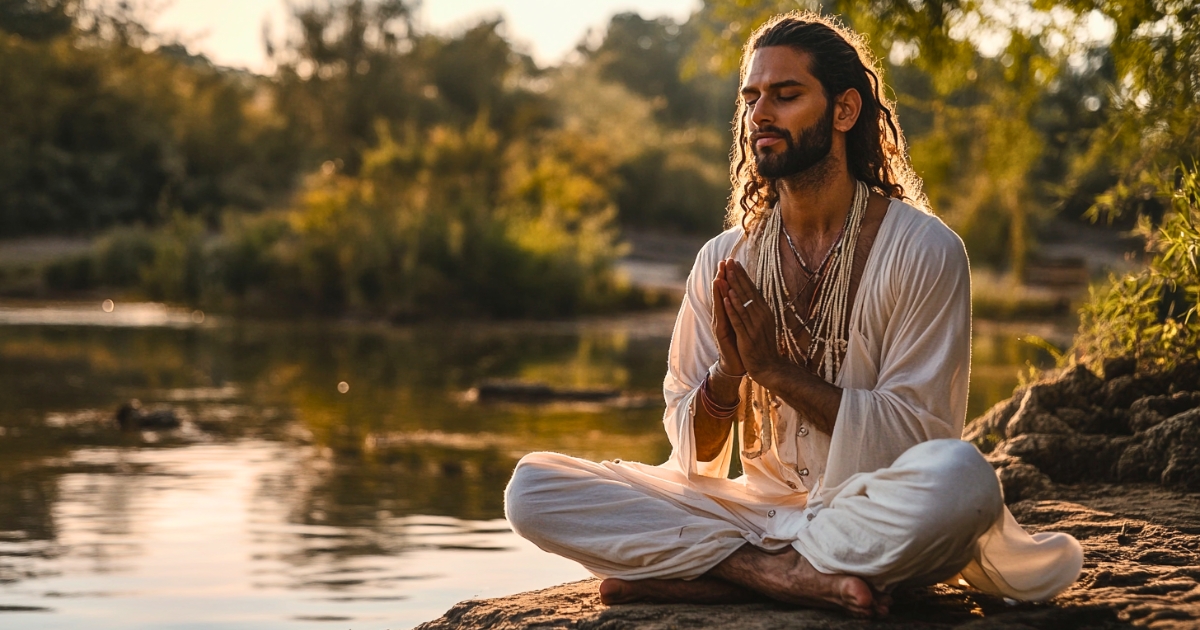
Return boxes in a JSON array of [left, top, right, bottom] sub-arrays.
[[724, 272, 749, 306], [710, 275, 723, 320], [727, 259, 752, 284], [712, 278, 733, 328], [724, 264, 769, 330], [726, 291, 761, 349], [726, 261, 761, 301], [724, 296, 749, 338]]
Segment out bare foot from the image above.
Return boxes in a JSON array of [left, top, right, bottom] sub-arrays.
[[599, 577, 762, 605], [709, 546, 880, 617]]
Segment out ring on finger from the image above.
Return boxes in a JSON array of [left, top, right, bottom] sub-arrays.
[[742, 299, 754, 308]]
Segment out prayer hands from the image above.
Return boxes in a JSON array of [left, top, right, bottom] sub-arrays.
[[719, 260, 788, 385], [711, 260, 746, 378]]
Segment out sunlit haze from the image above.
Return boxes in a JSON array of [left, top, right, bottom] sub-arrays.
[[144, 0, 700, 74]]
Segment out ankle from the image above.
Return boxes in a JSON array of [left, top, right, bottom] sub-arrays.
[[711, 545, 798, 589]]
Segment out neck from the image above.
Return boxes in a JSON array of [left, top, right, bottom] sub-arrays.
[[775, 154, 856, 237]]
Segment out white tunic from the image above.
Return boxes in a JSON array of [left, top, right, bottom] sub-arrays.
[[657, 199, 1080, 600]]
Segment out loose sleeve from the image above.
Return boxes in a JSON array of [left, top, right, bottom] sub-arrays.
[[661, 234, 739, 478], [823, 222, 972, 491]]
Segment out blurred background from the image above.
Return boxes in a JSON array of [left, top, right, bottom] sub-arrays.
[[0, 0, 1196, 627]]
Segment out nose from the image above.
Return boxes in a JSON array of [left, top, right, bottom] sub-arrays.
[[749, 97, 772, 129]]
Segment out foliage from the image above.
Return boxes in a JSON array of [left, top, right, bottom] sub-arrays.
[[1067, 0, 1200, 223], [0, 3, 303, 234], [1072, 164, 1200, 372], [4, 0, 701, 317], [686, 0, 1200, 277], [11, 0, 1200, 321], [44, 119, 633, 319]]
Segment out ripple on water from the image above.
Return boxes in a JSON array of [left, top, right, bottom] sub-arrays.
[[0, 440, 589, 629]]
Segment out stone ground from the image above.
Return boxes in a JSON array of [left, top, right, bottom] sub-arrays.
[[416, 483, 1200, 629]]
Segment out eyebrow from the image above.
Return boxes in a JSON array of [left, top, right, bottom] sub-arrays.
[[740, 79, 807, 95]]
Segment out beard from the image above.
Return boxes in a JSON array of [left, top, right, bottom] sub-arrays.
[[753, 102, 835, 180]]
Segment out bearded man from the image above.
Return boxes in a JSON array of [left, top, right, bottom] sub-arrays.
[[504, 13, 1082, 617]]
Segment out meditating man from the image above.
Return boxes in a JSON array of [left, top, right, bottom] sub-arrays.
[[505, 13, 1082, 617]]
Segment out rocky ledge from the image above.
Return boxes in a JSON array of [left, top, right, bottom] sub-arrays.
[[419, 360, 1200, 629]]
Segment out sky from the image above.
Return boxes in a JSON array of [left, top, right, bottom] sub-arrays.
[[145, 0, 701, 74]]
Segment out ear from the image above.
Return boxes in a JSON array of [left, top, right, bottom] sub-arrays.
[[833, 88, 862, 132]]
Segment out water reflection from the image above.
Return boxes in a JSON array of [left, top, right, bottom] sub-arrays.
[[0, 308, 1056, 627]]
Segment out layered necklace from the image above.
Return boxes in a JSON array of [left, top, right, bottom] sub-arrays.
[[741, 180, 868, 463], [754, 179, 868, 381]]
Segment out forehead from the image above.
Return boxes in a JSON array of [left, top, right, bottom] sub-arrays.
[[742, 46, 817, 88]]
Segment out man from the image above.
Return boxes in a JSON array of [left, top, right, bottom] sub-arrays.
[[505, 13, 1082, 617]]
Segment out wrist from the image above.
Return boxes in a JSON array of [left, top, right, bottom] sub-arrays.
[[699, 374, 740, 418], [750, 360, 793, 391], [711, 361, 746, 381]]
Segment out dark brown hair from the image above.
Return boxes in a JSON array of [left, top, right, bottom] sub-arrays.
[[728, 12, 927, 231]]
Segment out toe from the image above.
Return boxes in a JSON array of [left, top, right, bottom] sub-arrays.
[[841, 577, 875, 610], [599, 578, 630, 605]]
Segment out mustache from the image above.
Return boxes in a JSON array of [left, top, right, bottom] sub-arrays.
[[750, 126, 793, 144]]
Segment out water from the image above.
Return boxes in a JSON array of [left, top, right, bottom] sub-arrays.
[[0, 302, 1058, 628]]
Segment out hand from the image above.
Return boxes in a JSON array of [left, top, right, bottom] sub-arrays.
[[711, 260, 745, 378], [722, 260, 788, 384]]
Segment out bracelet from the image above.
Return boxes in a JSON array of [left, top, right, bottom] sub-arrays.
[[699, 374, 740, 419], [709, 361, 747, 381]]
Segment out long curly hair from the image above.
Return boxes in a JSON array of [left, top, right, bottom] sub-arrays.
[[727, 12, 927, 232]]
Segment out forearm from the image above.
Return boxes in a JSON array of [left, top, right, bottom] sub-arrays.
[[694, 371, 742, 462], [754, 363, 842, 435]]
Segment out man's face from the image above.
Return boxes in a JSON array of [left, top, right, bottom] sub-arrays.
[[740, 46, 835, 179]]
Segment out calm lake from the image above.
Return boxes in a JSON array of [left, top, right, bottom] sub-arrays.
[[0, 302, 1058, 629]]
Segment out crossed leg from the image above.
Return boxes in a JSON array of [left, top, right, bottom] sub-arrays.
[[505, 440, 1000, 619]]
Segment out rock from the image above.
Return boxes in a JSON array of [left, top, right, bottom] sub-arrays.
[[1050, 364, 1106, 407], [1118, 408, 1200, 490], [1166, 360, 1200, 393], [1005, 389, 1075, 437], [963, 387, 1026, 452], [467, 380, 620, 404], [419, 488, 1200, 629], [968, 366, 1109, 449], [996, 433, 1131, 483], [1128, 392, 1200, 433], [994, 459, 1054, 504], [1101, 356, 1137, 380], [1053, 406, 1125, 434], [1103, 375, 1160, 410], [115, 400, 181, 431]]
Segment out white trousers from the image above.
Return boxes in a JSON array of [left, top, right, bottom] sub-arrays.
[[505, 439, 1004, 592]]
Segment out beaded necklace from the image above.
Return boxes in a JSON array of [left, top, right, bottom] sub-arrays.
[[754, 179, 868, 379], [741, 181, 868, 462]]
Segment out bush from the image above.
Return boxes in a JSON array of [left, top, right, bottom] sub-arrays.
[[94, 227, 157, 286], [1071, 164, 1200, 373], [37, 119, 636, 320]]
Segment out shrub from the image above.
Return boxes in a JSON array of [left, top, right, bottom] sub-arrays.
[[1071, 164, 1200, 373]]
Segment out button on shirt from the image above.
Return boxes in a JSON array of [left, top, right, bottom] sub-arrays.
[[773, 405, 830, 493]]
